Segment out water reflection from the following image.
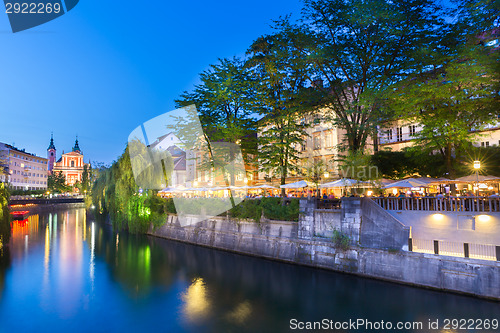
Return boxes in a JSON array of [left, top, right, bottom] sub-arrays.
[[0, 246, 10, 300], [182, 278, 210, 322], [0, 208, 498, 333]]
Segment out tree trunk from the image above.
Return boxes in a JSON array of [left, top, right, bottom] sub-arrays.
[[445, 142, 454, 178]]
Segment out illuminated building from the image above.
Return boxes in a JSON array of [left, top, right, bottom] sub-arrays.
[[0, 142, 49, 190], [50, 136, 90, 187]]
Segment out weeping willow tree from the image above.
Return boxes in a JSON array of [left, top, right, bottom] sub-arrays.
[[91, 142, 172, 233], [0, 181, 10, 247]]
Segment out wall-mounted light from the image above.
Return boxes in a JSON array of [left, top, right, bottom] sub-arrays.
[[366, 190, 373, 196], [432, 213, 444, 221], [476, 215, 490, 223]]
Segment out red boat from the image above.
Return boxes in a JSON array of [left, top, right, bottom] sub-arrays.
[[10, 211, 29, 220]]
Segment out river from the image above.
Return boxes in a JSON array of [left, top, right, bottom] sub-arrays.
[[0, 208, 498, 332]]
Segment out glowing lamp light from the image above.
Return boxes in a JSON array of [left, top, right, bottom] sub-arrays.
[[323, 172, 330, 179], [193, 181, 199, 187], [476, 215, 490, 223], [244, 178, 249, 184], [392, 189, 398, 195], [366, 190, 373, 196], [473, 161, 481, 170], [433, 213, 445, 221]]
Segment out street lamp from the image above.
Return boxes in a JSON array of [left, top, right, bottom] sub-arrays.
[[473, 160, 480, 196]]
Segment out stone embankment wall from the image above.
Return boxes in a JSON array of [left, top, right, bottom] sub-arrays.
[[149, 198, 500, 300]]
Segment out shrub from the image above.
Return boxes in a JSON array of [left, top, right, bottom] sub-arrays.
[[332, 229, 350, 251]]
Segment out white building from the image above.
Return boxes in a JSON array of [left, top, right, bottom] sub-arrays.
[[0, 143, 49, 190], [149, 133, 187, 187]]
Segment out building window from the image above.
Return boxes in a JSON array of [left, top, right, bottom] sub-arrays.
[[387, 129, 393, 141], [486, 141, 490, 147], [301, 140, 307, 152], [397, 127, 403, 142], [409, 125, 416, 136], [481, 142, 485, 147], [71, 160, 75, 167], [325, 131, 333, 148], [313, 133, 321, 150]]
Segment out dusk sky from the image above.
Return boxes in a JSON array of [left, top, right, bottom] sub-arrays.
[[0, 0, 303, 165]]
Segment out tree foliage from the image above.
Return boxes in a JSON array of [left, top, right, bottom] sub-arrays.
[[279, 0, 443, 153], [48, 171, 70, 193], [91, 146, 166, 233], [247, 32, 319, 195], [384, 1, 499, 177], [0, 182, 10, 245], [175, 58, 258, 185]]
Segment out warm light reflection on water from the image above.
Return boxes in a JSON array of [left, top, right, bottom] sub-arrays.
[[226, 301, 252, 324], [181, 278, 211, 322]]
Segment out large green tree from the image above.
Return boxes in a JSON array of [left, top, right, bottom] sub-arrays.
[[175, 58, 257, 186], [384, 0, 499, 177], [279, 0, 443, 153], [91, 145, 166, 233], [48, 172, 70, 193], [247, 32, 319, 196]]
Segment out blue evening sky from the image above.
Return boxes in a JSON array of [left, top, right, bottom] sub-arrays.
[[0, 0, 303, 164]]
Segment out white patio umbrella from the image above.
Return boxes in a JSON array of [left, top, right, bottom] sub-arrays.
[[280, 180, 310, 189], [320, 178, 370, 188], [384, 178, 428, 189], [451, 175, 500, 183], [255, 185, 277, 189], [159, 186, 181, 193]]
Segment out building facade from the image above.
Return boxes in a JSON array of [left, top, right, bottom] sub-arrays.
[[49, 137, 88, 187], [377, 119, 500, 152], [0, 142, 48, 190]]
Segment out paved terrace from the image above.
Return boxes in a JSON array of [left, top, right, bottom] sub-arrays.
[[314, 197, 500, 262]]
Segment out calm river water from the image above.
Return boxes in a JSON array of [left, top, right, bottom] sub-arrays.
[[0, 208, 498, 333]]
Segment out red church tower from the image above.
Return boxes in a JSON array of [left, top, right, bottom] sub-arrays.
[[47, 133, 56, 173]]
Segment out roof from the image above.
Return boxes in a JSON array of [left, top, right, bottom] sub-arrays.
[[166, 145, 185, 157], [72, 138, 81, 152], [173, 155, 186, 171], [47, 135, 56, 150], [63, 151, 82, 156]]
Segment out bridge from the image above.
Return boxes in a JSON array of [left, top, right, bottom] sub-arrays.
[[9, 196, 85, 206]]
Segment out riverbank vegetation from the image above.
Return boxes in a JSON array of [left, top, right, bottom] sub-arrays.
[[160, 197, 299, 223], [0, 182, 11, 247], [91, 147, 166, 233], [91, 146, 300, 232]]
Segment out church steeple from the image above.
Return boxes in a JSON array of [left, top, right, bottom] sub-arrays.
[[72, 136, 81, 153], [47, 133, 56, 173], [47, 133, 56, 150]]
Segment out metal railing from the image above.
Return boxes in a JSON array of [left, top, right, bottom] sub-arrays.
[[316, 199, 342, 210], [409, 238, 500, 261], [374, 197, 500, 212]]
